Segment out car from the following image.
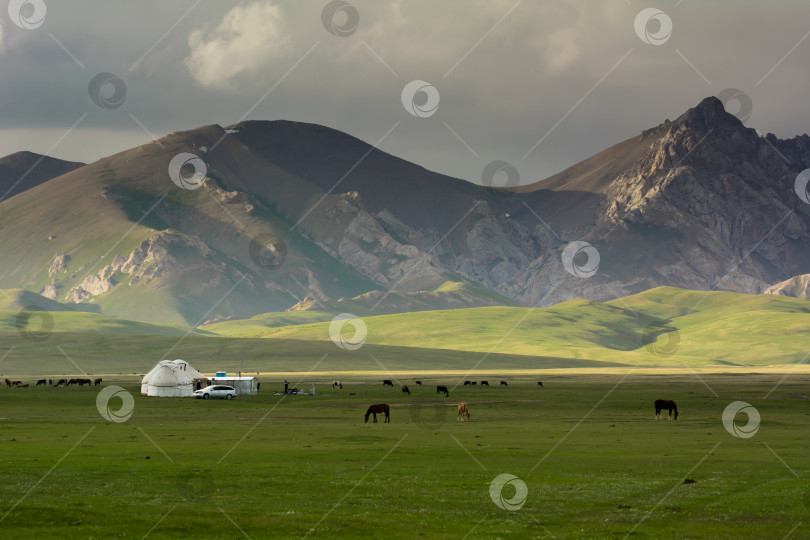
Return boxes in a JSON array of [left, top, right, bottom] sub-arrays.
[[194, 385, 237, 400]]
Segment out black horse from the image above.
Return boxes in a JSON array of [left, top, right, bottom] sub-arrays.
[[481, 381, 489, 386], [383, 380, 394, 387], [436, 385, 449, 397], [401, 386, 410, 395], [365, 403, 390, 423], [655, 399, 678, 420]]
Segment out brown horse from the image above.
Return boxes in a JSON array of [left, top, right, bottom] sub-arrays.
[[365, 403, 390, 423], [655, 399, 678, 420], [457, 402, 470, 421]]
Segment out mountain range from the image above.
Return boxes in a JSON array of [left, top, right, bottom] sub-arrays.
[[1, 96, 808, 326]]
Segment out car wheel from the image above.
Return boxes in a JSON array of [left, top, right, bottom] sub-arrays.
[[203, 393, 210, 399], [226, 394, 233, 399]]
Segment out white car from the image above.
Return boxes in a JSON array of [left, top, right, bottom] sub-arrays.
[[194, 385, 237, 400]]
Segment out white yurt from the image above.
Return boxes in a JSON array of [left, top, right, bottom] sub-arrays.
[[141, 359, 206, 397]]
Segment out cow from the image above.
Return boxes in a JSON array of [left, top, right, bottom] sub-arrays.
[[436, 385, 449, 397], [332, 381, 343, 389], [500, 381, 508, 387], [537, 381, 543, 387], [471, 381, 477, 386], [401, 386, 410, 395], [94, 378, 102, 386], [415, 381, 422, 385], [36, 379, 46, 386], [481, 381, 489, 386], [55, 379, 67, 387], [48, 379, 53, 385], [463, 381, 471, 386], [383, 380, 394, 387]]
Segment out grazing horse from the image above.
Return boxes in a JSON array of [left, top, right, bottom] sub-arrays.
[[55, 379, 67, 387], [36, 379, 46, 386], [49, 379, 53, 385], [537, 381, 543, 387], [655, 399, 678, 420], [415, 381, 422, 385], [480, 381, 489, 386], [383, 380, 394, 387], [5, 379, 11, 387], [364, 403, 390, 423], [332, 381, 343, 389], [67, 378, 79, 386], [500, 381, 508, 387], [463, 381, 471, 386], [11, 381, 22, 387], [401, 386, 410, 395], [457, 402, 470, 421], [94, 378, 102, 386], [436, 385, 449, 397], [471, 381, 477, 386]]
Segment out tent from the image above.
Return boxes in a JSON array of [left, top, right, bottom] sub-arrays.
[[208, 375, 259, 396], [141, 359, 207, 397]]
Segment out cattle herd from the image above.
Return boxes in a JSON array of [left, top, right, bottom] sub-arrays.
[[4, 378, 102, 388]]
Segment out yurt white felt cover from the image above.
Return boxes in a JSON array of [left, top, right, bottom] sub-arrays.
[[141, 359, 205, 397]]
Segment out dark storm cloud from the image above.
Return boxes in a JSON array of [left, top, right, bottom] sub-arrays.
[[0, 0, 808, 182]]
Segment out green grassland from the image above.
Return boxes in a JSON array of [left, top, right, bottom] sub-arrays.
[[204, 287, 810, 367], [0, 374, 808, 538]]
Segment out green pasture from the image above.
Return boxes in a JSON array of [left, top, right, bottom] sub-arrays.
[[1, 373, 808, 538]]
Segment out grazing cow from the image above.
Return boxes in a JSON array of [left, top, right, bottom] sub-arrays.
[[655, 399, 678, 420], [471, 381, 477, 386], [401, 385, 410, 395], [463, 381, 471, 386], [415, 381, 422, 385], [436, 385, 449, 397], [481, 381, 489, 386], [383, 380, 394, 387], [500, 381, 508, 387], [94, 378, 102, 386], [36, 379, 46, 386], [365, 403, 390, 423], [457, 402, 470, 421], [537, 381, 543, 387], [332, 381, 343, 390]]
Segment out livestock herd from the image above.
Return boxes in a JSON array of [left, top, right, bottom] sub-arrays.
[[4, 377, 102, 388], [353, 378, 545, 424]]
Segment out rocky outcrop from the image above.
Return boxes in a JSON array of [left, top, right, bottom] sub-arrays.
[[67, 231, 218, 302], [47, 253, 70, 276], [765, 274, 810, 299]]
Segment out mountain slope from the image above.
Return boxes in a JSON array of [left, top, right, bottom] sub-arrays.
[[0, 151, 83, 202], [1, 97, 810, 325]]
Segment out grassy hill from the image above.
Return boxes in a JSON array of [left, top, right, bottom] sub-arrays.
[[1, 287, 809, 370], [207, 287, 810, 367]]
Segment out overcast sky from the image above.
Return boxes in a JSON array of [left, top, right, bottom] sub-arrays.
[[1, 0, 808, 184]]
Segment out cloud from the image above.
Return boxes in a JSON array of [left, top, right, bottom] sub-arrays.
[[185, 1, 290, 89]]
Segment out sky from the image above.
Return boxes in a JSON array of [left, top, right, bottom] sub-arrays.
[[0, 0, 809, 185]]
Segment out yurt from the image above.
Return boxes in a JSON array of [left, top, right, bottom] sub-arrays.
[[141, 359, 206, 397]]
